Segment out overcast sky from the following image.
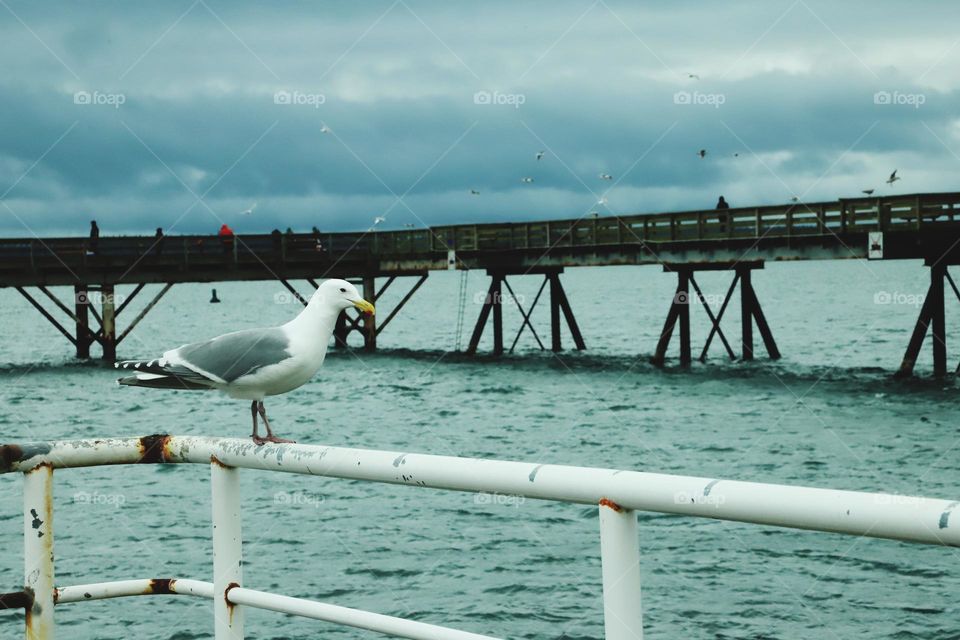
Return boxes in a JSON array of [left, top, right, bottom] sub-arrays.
[[1, 1, 958, 237]]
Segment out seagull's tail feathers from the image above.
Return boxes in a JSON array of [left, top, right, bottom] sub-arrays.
[[115, 359, 218, 391]]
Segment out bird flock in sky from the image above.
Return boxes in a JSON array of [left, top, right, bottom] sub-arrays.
[[236, 104, 905, 227]]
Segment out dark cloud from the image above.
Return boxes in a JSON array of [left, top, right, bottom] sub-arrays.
[[0, 0, 958, 236]]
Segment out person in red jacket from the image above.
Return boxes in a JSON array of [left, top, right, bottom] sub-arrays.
[[219, 223, 235, 253]]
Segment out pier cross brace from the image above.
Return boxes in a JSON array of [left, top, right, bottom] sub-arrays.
[[466, 270, 585, 355], [652, 262, 780, 366]]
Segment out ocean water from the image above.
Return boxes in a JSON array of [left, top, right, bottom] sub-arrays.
[[0, 260, 958, 639]]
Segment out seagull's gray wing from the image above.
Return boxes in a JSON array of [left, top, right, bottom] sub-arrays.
[[173, 328, 293, 383]]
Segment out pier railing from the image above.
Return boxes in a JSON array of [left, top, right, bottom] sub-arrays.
[[3, 192, 960, 275], [1, 435, 958, 639]]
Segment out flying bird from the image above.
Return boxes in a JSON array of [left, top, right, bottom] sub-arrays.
[[320, 124, 332, 134], [862, 189, 875, 196], [698, 149, 707, 158], [599, 173, 613, 181], [733, 152, 740, 158], [536, 151, 545, 161], [790, 196, 799, 203], [886, 170, 900, 185], [688, 73, 700, 80], [470, 189, 480, 195], [116, 279, 375, 445], [521, 177, 534, 183], [597, 196, 609, 206], [240, 203, 257, 216]]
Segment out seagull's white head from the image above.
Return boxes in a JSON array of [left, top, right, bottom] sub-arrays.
[[313, 279, 375, 316]]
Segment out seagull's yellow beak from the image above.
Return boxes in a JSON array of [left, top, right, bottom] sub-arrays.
[[352, 298, 375, 316]]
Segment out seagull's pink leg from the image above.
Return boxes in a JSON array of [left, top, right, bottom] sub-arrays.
[[258, 401, 295, 444]]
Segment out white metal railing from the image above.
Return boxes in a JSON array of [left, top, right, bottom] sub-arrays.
[[1, 435, 958, 640]]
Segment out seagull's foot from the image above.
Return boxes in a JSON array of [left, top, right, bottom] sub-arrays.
[[264, 435, 296, 444], [251, 434, 269, 446]]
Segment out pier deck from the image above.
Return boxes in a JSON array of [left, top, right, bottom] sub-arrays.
[[2, 191, 959, 373]]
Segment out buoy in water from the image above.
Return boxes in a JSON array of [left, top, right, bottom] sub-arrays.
[[210, 288, 221, 304]]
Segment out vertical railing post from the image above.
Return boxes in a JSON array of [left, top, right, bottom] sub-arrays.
[[599, 498, 642, 640], [23, 464, 55, 640], [211, 461, 243, 640]]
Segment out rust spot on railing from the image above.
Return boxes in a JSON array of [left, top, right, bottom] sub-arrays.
[[0, 444, 24, 471], [0, 443, 51, 473], [0, 589, 31, 610], [138, 434, 172, 464], [599, 497, 624, 512], [224, 581, 240, 624], [210, 455, 231, 469], [148, 578, 175, 594]]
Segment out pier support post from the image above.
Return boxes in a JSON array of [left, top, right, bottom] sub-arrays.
[[599, 498, 643, 640], [211, 462, 243, 640], [74, 285, 92, 359], [23, 464, 55, 640], [101, 284, 116, 361], [466, 273, 503, 355], [491, 275, 504, 355], [333, 312, 349, 349], [896, 263, 949, 377], [740, 269, 755, 360], [548, 271, 586, 352], [362, 276, 376, 352], [739, 266, 780, 362]]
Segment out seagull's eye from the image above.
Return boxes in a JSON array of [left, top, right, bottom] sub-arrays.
[[339, 287, 346, 293]]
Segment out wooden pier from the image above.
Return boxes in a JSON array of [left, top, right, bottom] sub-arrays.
[[3, 191, 960, 375]]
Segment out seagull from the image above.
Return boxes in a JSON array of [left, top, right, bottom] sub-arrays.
[[597, 196, 609, 206], [698, 149, 707, 158], [886, 170, 900, 185], [116, 279, 375, 445], [521, 177, 534, 183], [240, 203, 257, 216], [599, 173, 613, 181], [470, 189, 480, 195], [373, 216, 386, 226], [862, 189, 875, 196], [320, 124, 332, 134], [688, 73, 700, 80], [536, 151, 545, 161], [733, 153, 740, 158], [790, 196, 799, 203]]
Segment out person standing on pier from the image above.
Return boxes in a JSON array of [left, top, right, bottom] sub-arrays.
[[154, 227, 165, 256], [716, 196, 730, 234], [219, 223, 235, 254], [89, 220, 100, 255]]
